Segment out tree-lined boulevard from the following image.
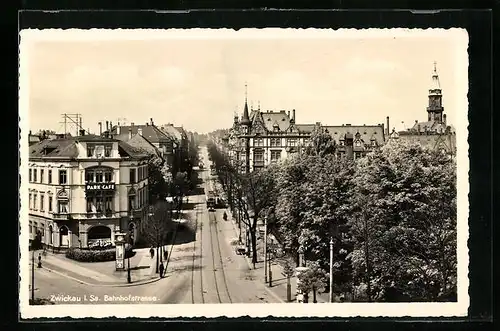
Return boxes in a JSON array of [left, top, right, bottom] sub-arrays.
[[29, 128, 457, 304], [208, 128, 457, 303]]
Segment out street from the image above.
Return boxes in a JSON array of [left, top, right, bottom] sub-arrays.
[[153, 146, 279, 304], [30, 146, 279, 305]]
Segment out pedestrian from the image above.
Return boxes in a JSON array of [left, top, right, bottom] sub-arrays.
[[149, 246, 155, 259], [159, 262, 165, 278]]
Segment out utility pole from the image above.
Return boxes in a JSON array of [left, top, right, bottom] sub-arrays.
[[329, 237, 334, 303], [31, 247, 35, 302], [264, 216, 268, 283]]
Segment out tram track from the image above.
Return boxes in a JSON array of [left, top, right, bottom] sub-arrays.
[[199, 151, 233, 304], [212, 213, 232, 303], [191, 203, 204, 304]]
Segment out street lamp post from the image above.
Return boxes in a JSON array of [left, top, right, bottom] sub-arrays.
[[268, 238, 273, 287], [329, 237, 334, 303], [264, 216, 268, 283], [31, 245, 35, 301]]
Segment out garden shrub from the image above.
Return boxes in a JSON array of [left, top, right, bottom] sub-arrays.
[[65, 247, 135, 262]]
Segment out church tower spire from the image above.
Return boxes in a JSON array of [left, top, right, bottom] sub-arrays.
[[427, 61, 444, 122], [241, 82, 251, 126]]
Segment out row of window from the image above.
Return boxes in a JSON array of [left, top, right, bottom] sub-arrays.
[[29, 168, 67, 185], [30, 167, 148, 185], [29, 190, 148, 215], [129, 166, 148, 183], [253, 138, 307, 147], [29, 193, 68, 213], [85, 169, 113, 183], [253, 150, 282, 163], [128, 187, 147, 211]]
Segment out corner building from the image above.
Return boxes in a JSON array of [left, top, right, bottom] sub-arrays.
[[28, 133, 150, 250]]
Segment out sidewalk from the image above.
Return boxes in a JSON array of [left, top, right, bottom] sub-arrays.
[[226, 211, 330, 303], [35, 248, 160, 287]]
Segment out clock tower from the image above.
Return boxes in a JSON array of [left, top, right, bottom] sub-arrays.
[[427, 62, 444, 122]]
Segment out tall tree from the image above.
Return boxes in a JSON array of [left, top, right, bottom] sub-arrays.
[[274, 154, 355, 296], [140, 201, 172, 273], [305, 128, 337, 157], [349, 140, 457, 302]]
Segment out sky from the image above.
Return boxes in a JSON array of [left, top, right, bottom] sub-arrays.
[[20, 29, 468, 135]]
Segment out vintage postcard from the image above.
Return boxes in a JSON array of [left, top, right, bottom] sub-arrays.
[[19, 28, 469, 319]]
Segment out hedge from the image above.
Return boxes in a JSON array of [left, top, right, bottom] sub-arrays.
[[65, 247, 135, 263]]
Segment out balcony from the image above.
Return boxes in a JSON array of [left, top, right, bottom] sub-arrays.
[[52, 213, 70, 220], [77, 211, 119, 219]]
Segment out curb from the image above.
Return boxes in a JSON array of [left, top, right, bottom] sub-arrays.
[[40, 264, 162, 288]]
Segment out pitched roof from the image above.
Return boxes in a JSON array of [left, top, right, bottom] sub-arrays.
[[260, 110, 291, 132], [125, 134, 163, 158], [159, 124, 182, 141], [29, 138, 79, 158], [410, 120, 453, 134], [322, 125, 386, 145], [110, 124, 171, 144], [295, 124, 316, 133], [29, 134, 148, 160]]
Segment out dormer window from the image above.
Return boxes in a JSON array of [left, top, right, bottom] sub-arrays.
[[355, 140, 362, 147], [104, 145, 112, 157], [87, 145, 95, 157], [87, 143, 112, 158]]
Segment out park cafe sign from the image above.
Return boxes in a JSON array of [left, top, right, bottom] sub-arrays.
[[85, 183, 116, 191]]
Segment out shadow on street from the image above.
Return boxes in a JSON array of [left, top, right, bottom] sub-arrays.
[[165, 226, 196, 245], [130, 265, 150, 271]]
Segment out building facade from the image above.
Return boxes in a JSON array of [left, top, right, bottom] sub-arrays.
[[394, 62, 456, 157], [223, 90, 386, 173], [28, 133, 150, 250]]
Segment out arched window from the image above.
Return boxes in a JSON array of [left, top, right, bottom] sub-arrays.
[[59, 225, 69, 246], [48, 225, 53, 245]]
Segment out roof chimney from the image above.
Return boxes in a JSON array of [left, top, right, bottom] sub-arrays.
[[138, 128, 143, 136], [106, 121, 109, 131], [443, 114, 447, 125], [131, 122, 135, 127], [80, 129, 85, 136], [128, 128, 132, 140], [116, 125, 120, 135], [292, 109, 296, 123], [386, 116, 390, 136], [150, 118, 154, 125], [29, 130, 32, 135], [98, 122, 102, 135]]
